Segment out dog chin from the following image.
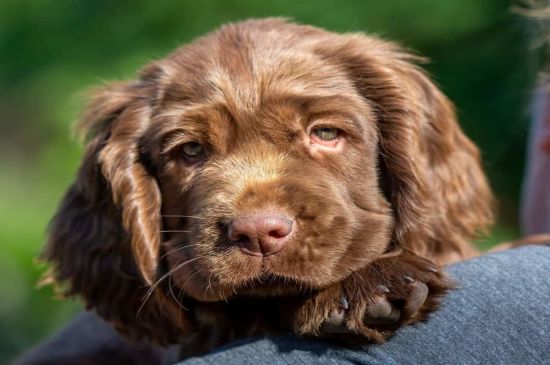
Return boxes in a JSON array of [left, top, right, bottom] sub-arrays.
[[180, 272, 312, 302]]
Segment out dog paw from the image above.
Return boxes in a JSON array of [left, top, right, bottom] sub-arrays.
[[293, 252, 453, 342]]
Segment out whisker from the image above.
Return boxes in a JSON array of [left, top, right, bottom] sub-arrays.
[[138, 255, 207, 316], [168, 275, 188, 311], [157, 256, 207, 289], [160, 230, 192, 233], [160, 244, 202, 260], [181, 267, 206, 288], [205, 273, 214, 297], [169, 267, 207, 312]]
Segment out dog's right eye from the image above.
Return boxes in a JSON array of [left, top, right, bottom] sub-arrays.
[[310, 127, 342, 149], [181, 142, 205, 162]]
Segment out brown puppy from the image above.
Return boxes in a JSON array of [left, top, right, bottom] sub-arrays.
[[43, 18, 493, 359]]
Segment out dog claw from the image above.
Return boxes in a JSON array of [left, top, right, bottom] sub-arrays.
[[364, 296, 400, 324], [327, 307, 345, 325], [403, 281, 429, 317], [340, 296, 349, 310], [320, 307, 350, 334]]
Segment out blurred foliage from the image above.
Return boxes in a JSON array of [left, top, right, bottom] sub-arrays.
[[0, 0, 537, 362]]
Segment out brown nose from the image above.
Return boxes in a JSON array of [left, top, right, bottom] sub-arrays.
[[227, 213, 294, 256]]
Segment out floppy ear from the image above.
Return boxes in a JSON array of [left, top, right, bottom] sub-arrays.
[[319, 35, 494, 261], [95, 88, 162, 285], [43, 80, 190, 343]]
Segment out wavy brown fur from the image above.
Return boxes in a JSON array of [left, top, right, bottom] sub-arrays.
[[42, 18, 494, 358]]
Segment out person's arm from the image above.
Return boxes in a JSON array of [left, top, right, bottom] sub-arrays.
[[522, 87, 550, 234]]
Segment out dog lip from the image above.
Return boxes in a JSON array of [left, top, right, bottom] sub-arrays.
[[238, 243, 265, 257], [237, 241, 285, 256]]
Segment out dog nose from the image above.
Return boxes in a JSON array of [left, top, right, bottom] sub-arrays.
[[228, 213, 294, 256]]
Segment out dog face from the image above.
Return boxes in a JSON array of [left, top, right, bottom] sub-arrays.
[[44, 18, 492, 343], [150, 51, 392, 301]]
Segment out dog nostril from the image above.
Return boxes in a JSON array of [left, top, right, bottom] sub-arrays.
[[268, 229, 286, 239], [235, 234, 251, 243]]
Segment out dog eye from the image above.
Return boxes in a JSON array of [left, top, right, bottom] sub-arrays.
[[312, 127, 340, 141], [181, 142, 204, 160]]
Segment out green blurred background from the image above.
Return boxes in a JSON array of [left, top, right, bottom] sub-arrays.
[[0, 0, 539, 362]]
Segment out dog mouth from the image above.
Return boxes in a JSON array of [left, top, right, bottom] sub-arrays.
[[232, 273, 311, 297], [163, 243, 321, 301], [203, 275, 312, 301]]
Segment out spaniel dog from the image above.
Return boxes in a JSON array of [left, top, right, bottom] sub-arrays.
[[39, 18, 495, 363]]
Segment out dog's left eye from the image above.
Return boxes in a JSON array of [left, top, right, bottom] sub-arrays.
[[312, 127, 340, 141], [309, 127, 342, 149], [181, 142, 204, 160]]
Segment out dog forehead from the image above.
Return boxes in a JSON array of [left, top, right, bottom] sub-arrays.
[[160, 25, 355, 116]]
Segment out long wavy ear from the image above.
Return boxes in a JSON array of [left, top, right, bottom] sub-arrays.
[[43, 80, 189, 343], [95, 88, 162, 285], [318, 35, 494, 262]]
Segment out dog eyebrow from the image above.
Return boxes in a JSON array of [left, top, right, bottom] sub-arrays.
[[261, 93, 368, 133], [303, 102, 366, 136], [145, 103, 229, 155], [307, 111, 363, 128]]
